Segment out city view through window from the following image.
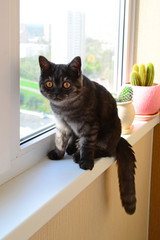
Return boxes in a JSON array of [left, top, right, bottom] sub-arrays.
[[20, 0, 120, 141]]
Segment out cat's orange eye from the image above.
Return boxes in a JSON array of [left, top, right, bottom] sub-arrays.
[[63, 81, 71, 89], [46, 81, 53, 88]]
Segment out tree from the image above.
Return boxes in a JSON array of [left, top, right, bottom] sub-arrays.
[[84, 38, 114, 85]]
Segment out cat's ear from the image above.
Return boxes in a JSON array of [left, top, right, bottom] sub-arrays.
[[68, 56, 81, 75], [39, 56, 50, 71]]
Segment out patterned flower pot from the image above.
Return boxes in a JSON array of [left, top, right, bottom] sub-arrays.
[[117, 101, 135, 135]]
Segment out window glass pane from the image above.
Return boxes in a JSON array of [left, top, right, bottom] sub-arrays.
[[20, 0, 120, 141]]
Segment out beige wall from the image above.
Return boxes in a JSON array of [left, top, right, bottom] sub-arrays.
[[30, 131, 153, 240], [133, 3, 160, 237], [149, 124, 160, 239], [134, 0, 160, 84]]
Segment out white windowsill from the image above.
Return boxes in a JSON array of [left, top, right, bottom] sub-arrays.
[[0, 115, 159, 240]]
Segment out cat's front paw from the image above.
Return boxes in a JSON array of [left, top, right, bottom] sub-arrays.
[[48, 148, 64, 160], [73, 152, 94, 170], [79, 158, 94, 170]]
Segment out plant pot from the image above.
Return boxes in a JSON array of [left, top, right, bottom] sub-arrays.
[[132, 83, 160, 116], [117, 101, 135, 135]]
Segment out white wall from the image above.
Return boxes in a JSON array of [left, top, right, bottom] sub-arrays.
[[134, 0, 160, 84]]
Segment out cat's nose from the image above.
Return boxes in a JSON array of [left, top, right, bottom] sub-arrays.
[[53, 89, 59, 96], [55, 93, 59, 97]]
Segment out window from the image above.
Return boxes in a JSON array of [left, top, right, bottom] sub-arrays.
[[0, 0, 135, 185], [20, 0, 122, 142]]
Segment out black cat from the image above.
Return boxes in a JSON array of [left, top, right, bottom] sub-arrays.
[[39, 56, 136, 214]]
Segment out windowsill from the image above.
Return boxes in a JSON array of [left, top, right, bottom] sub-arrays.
[[0, 115, 159, 240]]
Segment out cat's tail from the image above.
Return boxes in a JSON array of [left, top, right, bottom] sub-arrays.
[[116, 137, 136, 215]]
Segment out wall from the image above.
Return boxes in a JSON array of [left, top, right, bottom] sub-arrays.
[[134, 2, 160, 237], [134, 0, 160, 84], [30, 131, 153, 240], [149, 124, 160, 239]]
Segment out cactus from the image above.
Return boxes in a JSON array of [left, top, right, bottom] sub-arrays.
[[130, 63, 154, 86], [133, 64, 139, 72], [139, 64, 146, 86], [130, 71, 140, 86], [117, 86, 133, 102], [146, 62, 154, 86]]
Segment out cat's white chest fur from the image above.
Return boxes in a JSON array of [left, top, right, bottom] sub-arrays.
[[54, 114, 78, 136]]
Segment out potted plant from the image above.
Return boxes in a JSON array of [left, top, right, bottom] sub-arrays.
[[115, 86, 135, 135], [130, 63, 160, 120]]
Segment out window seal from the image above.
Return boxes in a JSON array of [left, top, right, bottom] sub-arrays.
[[0, 0, 135, 185], [20, 124, 55, 145]]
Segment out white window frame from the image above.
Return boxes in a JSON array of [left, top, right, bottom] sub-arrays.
[[0, 0, 136, 185]]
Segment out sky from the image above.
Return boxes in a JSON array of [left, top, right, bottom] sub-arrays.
[[20, 0, 119, 41]]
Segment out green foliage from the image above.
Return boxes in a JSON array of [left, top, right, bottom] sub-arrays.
[[20, 54, 52, 114], [83, 38, 114, 86], [20, 79, 39, 90], [20, 87, 52, 114], [20, 88, 45, 112], [20, 56, 40, 82], [20, 51, 51, 82], [117, 86, 133, 102], [130, 63, 154, 86]]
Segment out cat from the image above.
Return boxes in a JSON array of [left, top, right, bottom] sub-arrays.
[[39, 56, 136, 215]]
